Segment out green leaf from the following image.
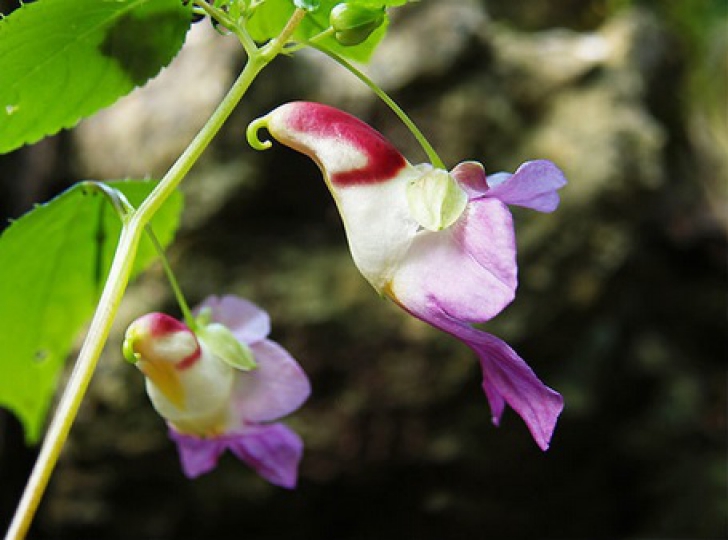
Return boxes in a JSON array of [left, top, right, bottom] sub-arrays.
[[0, 180, 183, 443], [0, 0, 192, 154], [196, 323, 257, 371], [247, 0, 410, 62]]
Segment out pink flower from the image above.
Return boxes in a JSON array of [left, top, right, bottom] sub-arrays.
[[251, 102, 567, 450], [123, 295, 310, 488]]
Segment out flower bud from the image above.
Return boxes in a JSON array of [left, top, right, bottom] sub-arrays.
[[123, 312, 236, 433], [330, 3, 385, 46]]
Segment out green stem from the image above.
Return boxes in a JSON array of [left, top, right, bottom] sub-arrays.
[[4, 223, 140, 540], [308, 42, 447, 169], [259, 7, 306, 62], [4, 14, 306, 534], [80, 181, 195, 328], [146, 226, 196, 329], [135, 60, 266, 224], [192, 0, 259, 57], [192, 0, 233, 27]]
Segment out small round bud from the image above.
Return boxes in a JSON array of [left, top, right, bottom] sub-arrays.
[[330, 3, 385, 46]]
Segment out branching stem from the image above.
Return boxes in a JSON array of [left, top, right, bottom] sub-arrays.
[[4, 8, 307, 538], [80, 182, 195, 327]]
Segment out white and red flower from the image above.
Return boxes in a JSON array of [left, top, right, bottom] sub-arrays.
[[123, 295, 310, 487], [252, 102, 567, 450]]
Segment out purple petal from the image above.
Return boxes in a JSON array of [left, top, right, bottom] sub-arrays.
[[390, 304, 563, 450], [450, 161, 489, 198], [229, 339, 311, 424], [227, 423, 304, 489], [168, 427, 227, 478], [484, 160, 567, 213], [196, 295, 271, 344], [473, 331, 563, 450], [485, 172, 511, 189], [391, 197, 517, 324]]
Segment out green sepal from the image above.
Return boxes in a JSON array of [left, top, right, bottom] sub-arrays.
[[406, 168, 468, 232], [196, 322, 257, 371]]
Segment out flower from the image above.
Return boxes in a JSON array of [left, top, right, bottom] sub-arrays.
[[250, 102, 567, 450], [123, 295, 310, 488]]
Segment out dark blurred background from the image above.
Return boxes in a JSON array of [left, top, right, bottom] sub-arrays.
[[1, 0, 726, 538]]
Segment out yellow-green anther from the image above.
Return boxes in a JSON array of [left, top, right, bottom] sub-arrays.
[[330, 3, 385, 46], [406, 169, 468, 232]]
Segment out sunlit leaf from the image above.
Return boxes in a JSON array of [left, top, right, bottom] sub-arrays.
[[0, 0, 192, 154], [0, 181, 183, 443]]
